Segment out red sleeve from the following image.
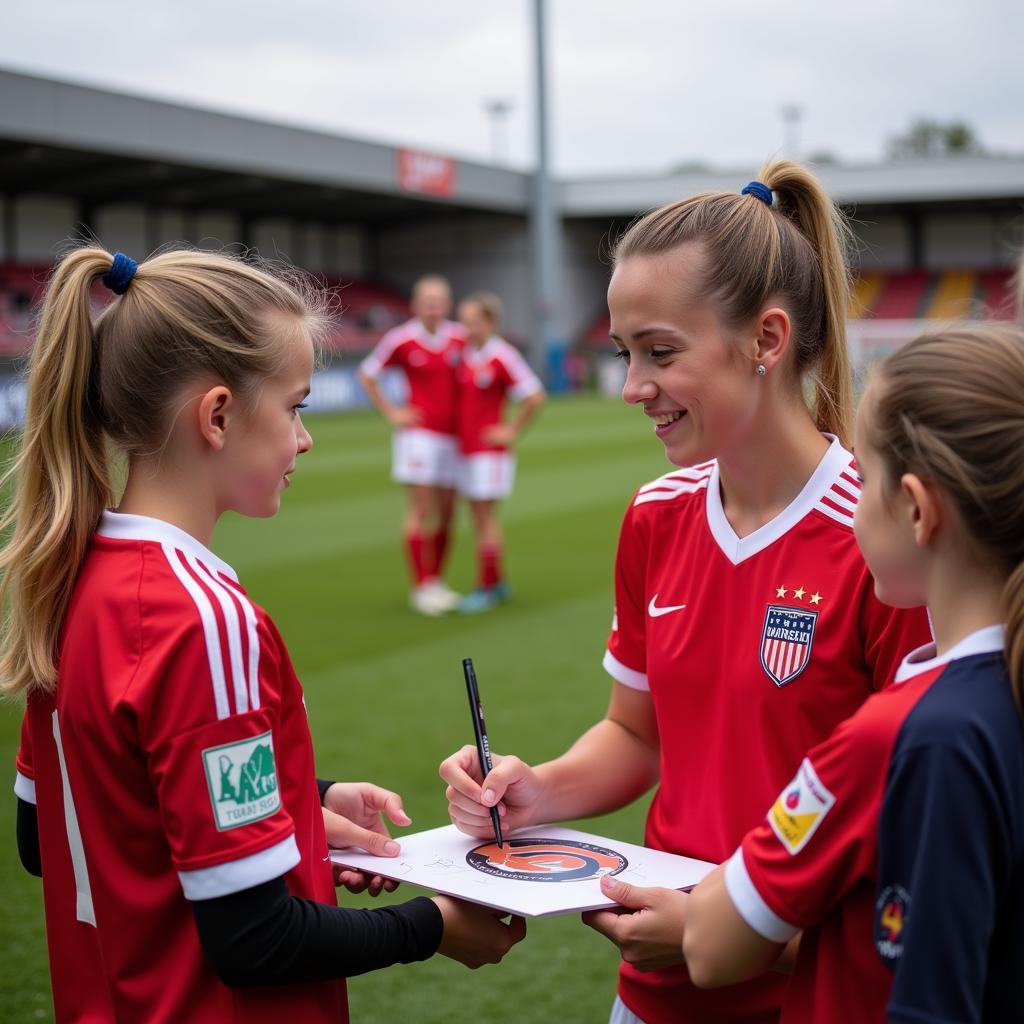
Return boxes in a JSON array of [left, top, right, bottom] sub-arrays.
[[134, 613, 299, 898], [727, 709, 887, 938], [358, 330, 407, 378], [858, 569, 932, 691], [14, 711, 35, 803], [604, 499, 650, 689]]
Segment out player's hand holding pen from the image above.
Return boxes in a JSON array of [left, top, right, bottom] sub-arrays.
[[439, 745, 545, 838]]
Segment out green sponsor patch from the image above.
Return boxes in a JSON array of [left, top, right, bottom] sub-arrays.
[[202, 731, 281, 831]]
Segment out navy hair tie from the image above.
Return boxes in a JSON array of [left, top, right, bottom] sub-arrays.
[[740, 181, 773, 207], [102, 252, 138, 295]]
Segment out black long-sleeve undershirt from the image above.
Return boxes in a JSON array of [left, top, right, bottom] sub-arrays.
[[16, 779, 444, 987]]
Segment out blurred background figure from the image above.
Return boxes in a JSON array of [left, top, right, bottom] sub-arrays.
[[358, 275, 464, 616], [455, 292, 545, 613]]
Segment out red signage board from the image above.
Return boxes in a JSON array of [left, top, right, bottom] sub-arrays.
[[397, 148, 457, 197]]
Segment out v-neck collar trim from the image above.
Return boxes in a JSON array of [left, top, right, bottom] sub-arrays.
[[705, 435, 851, 565]]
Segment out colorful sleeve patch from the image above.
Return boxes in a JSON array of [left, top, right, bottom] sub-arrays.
[[768, 757, 836, 855], [202, 731, 281, 831]]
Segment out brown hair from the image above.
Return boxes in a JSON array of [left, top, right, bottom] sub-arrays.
[[460, 291, 503, 328], [613, 160, 855, 445], [0, 246, 331, 697], [868, 323, 1024, 711]]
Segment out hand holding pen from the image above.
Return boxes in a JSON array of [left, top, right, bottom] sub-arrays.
[[463, 657, 504, 848]]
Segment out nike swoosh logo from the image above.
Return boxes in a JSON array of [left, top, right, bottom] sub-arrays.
[[648, 594, 687, 618]]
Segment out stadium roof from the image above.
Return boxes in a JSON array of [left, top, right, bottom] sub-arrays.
[[2, 67, 1023, 223], [0, 68, 526, 224]]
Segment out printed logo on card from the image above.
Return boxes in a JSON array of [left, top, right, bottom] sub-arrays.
[[768, 758, 835, 855], [202, 731, 281, 831], [467, 838, 627, 882]]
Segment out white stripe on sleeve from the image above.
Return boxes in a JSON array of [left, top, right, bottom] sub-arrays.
[[178, 834, 301, 900], [14, 770, 36, 804], [191, 556, 249, 716], [723, 848, 800, 943], [602, 649, 650, 691], [163, 544, 230, 720]]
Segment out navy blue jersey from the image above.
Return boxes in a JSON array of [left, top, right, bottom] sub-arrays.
[[878, 644, 1024, 1023], [728, 626, 1024, 1024]]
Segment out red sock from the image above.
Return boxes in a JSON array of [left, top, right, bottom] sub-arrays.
[[431, 528, 452, 578], [479, 543, 502, 589], [405, 532, 430, 586]]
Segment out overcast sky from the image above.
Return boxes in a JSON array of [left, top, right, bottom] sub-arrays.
[[1, 0, 1021, 175]]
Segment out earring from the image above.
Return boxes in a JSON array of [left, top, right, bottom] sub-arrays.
[[756, 364, 767, 377]]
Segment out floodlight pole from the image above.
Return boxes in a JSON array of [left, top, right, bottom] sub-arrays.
[[530, 0, 566, 389]]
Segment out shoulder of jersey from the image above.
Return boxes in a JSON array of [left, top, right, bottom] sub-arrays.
[[811, 456, 861, 530], [379, 319, 419, 347], [632, 461, 715, 508]]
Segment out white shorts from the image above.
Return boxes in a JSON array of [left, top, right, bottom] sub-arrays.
[[391, 429, 459, 488], [457, 451, 516, 501], [609, 996, 647, 1024]]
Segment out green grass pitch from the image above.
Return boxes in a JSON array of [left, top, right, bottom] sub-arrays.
[[0, 393, 671, 1022]]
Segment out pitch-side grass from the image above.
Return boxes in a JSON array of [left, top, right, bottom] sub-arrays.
[[0, 394, 671, 1023]]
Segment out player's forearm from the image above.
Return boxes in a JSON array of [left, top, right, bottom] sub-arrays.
[[532, 716, 659, 823], [508, 391, 545, 437], [358, 372, 397, 420]]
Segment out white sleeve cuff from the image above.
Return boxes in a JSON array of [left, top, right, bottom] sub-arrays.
[[509, 378, 543, 401], [179, 834, 301, 901], [724, 849, 800, 943], [602, 649, 649, 691], [14, 771, 36, 804], [358, 355, 382, 378]]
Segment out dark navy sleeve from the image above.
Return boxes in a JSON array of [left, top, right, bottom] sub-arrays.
[[877, 738, 1006, 1024]]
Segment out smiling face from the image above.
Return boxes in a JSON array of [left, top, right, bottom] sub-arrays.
[[221, 315, 314, 519], [608, 245, 761, 467], [411, 279, 452, 333], [458, 300, 493, 347]]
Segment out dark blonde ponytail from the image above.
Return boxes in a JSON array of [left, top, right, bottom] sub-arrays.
[[0, 249, 114, 697], [614, 159, 854, 446], [0, 245, 331, 697], [869, 324, 1024, 713]]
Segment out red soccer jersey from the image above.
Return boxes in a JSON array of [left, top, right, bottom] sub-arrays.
[[728, 626, 1017, 1024], [359, 317, 464, 436], [14, 512, 348, 1024], [455, 336, 542, 454], [604, 438, 932, 1024]]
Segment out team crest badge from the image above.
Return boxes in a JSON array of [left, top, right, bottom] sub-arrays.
[[760, 605, 819, 686], [202, 731, 281, 831], [875, 884, 910, 963], [768, 757, 835, 855], [475, 369, 494, 389], [467, 838, 627, 882]]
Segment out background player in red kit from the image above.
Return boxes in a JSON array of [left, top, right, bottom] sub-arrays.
[[6, 248, 524, 1024], [358, 275, 464, 616], [682, 324, 1024, 1024], [440, 163, 931, 1024], [454, 292, 546, 614]]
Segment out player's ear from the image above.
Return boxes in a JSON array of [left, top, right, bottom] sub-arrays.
[[197, 386, 235, 452], [900, 473, 941, 547], [751, 307, 791, 375]]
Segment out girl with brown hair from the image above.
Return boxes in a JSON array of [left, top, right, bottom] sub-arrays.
[[440, 163, 930, 1024], [683, 324, 1024, 1023]]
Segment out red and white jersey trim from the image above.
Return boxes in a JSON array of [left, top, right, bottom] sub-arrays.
[[813, 461, 861, 528], [725, 848, 800, 943], [14, 771, 35, 803], [359, 318, 462, 378], [98, 511, 259, 721], [633, 465, 714, 507], [602, 649, 650, 691], [178, 834, 301, 900]]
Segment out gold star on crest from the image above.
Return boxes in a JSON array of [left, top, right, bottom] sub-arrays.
[[793, 587, 806, 600], [775, 586, 787, 598], [810, 592, 822, 605]]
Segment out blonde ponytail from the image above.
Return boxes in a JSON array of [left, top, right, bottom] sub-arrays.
[[1004, 563, 1024, 713], [0, 245, 332, 698], [0, 249, 114, 696], [614, 159, 855, 447], [761, 162, 854, 444]]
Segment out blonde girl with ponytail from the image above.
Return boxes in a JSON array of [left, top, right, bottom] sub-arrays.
[[440, 162, 931, 1024], [7, 247, 523, 1024], [684, 323, 1024, 1024]]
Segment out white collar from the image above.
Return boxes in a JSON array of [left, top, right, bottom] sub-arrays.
[[893, 624, 1005, 683], [97, 510, 238, 582], [705, 434, 851, 564]]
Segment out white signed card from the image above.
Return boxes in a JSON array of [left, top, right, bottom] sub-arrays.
[[329, 824, 716, 917]]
